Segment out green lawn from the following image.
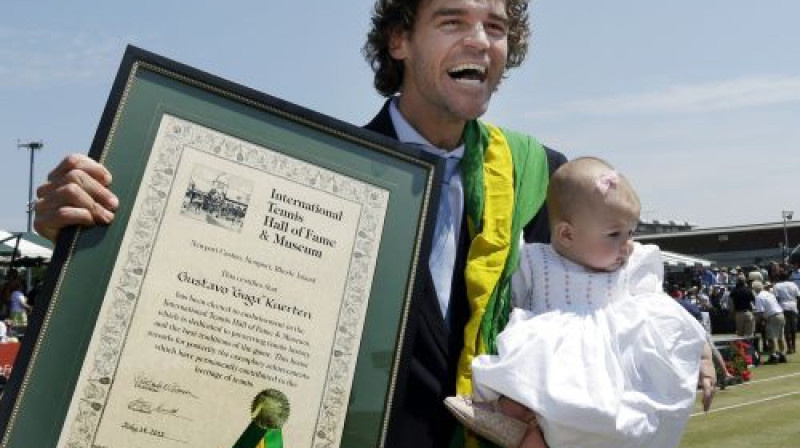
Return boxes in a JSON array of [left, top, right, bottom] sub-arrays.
[[680, 353, 800, 448]]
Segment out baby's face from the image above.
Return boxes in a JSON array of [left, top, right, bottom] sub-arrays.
[[570, 209, 639, 272]]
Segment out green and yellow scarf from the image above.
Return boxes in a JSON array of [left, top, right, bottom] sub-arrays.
[[455, 120, 549, 448]]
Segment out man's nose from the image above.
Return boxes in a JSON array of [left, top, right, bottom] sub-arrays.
[[464, 24, 490, 49]]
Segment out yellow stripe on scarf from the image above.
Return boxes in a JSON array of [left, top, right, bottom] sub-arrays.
[[456, 123, 514, 398]]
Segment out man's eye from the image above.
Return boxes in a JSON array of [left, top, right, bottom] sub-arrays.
[[485, 22, 508, 36], [441, 19, 462, 29]]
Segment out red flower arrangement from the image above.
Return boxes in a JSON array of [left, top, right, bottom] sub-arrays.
[[724, 340, 752, 381]]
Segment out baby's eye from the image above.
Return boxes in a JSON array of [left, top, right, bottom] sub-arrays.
[[606, 232, 621, 238]]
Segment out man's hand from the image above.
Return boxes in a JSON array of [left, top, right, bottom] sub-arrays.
[[699, 341, 716, 412], [34, 154, 118, 242]]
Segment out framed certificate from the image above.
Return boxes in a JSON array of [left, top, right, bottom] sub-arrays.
[[0, 45, 441, 448]]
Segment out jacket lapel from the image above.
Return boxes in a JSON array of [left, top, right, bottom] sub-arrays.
[[364, 100, 398, 139]]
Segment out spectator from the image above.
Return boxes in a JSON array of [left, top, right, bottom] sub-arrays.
[[716, 268, 729, 287], [697, 286, 712, 310], [767, 261, 781, 283], [729, 276, 755, 338], [719, 286, 731, 311], [0, 321, 16, 343], [0, 269, 21, 320], [685, 286, 698, 304], [710, 285, 724, 309], [677, 288, 703, 321], [4, 277, 31, 328], [773, 270, 800, 354], [753, 281, 787, 363], [701, 267, 716, 288], [747, 266, 764, 284]]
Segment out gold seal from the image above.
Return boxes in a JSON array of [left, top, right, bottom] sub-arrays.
[[251, 389, 290, 429]]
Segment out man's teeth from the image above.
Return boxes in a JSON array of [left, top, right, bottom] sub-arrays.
[[449, 63, 486, 73], [448, 64, 487, 83]]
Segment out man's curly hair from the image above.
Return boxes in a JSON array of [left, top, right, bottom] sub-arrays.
[[362, 0, 531, 97]]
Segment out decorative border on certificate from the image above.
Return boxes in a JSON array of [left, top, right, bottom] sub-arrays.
[[62, 114, 389, 447]]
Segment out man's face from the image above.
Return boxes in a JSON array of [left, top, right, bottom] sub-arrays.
[[390, 0, 509, 124]]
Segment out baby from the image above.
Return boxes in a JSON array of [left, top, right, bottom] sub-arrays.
[[446, 157, 713, 448]]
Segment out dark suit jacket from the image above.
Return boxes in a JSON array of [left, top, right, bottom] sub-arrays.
[[365, 101, 566, 448]]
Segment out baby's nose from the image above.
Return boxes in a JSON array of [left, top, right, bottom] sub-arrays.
[[621, 240, 634, 257]]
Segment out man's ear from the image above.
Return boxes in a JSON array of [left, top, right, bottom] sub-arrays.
[[389, 27, 408, 60], [553, 221, 575, 248]]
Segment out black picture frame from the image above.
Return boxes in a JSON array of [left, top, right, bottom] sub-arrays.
[[0, 45, 441, 448]]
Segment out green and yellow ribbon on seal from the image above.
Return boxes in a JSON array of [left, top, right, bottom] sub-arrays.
[[232, 389, 290, 448]]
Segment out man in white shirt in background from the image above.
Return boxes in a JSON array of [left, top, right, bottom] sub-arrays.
[[754, 281, 787, 363], [773, 269, 800, 355]]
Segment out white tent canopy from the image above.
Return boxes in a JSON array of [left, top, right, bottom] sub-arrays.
[[660, 250, 713, 267], [0, 230, 53, 261]]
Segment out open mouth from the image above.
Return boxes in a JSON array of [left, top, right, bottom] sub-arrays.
[[447, 63, 487, 84]]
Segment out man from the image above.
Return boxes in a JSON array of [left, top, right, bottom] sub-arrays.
[[701, 266, 716, 288], [716, 267, 729, 287], [773, 269, 799, 354], [752, 281, 787, 363], [34, 1, 713, 446], [729, 275, 755, 338], [747, 266, 764, 283], [697, 286, 711, 310], [676, 288, 702, 321], [362, 1, 564, 445]]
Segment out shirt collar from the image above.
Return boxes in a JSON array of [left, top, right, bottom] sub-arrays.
[[388, 97, 465, 161]]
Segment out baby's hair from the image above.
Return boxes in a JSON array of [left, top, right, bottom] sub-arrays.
[[547, 157, 641, 228]]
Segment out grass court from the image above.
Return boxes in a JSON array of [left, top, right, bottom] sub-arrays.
[[681, 350, 800, 447]]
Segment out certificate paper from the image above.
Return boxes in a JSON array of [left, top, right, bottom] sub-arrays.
[[58, 114, 389, 447]]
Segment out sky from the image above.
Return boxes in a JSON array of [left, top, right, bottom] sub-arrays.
[[2, 1, 799, 234]]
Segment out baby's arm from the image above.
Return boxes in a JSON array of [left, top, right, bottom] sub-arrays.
[[699, 341, 716, 412]]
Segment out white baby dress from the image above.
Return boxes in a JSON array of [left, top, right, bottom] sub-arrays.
[[472, 243, 706, 448]]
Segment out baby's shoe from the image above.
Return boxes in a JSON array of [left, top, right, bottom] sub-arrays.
[[444, 395, 529, 448]]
